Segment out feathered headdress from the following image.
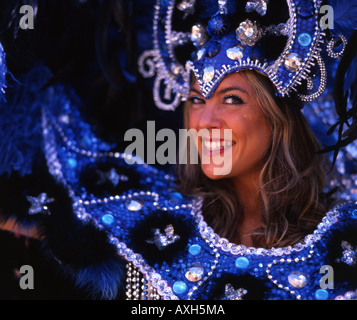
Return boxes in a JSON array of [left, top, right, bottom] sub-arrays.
[[138, 0, 357, 162]]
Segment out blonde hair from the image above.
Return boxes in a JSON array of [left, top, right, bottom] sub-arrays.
[[176, 70, 334, 248]]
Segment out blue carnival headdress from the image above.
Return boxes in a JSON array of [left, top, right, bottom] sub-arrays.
[[138, 0, 336, 110]]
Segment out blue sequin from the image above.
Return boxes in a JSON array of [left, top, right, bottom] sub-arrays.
[[102, 214, 114, 226], [173, 281, 188, 295], [298, 33, 312, 47], [189, 244, 202, 256], [315, 289, 329, 300], [235, 257, 250, 270], [67, 158, 77, 168]]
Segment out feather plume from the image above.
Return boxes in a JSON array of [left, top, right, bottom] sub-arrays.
[[328, 0, 357, 39]]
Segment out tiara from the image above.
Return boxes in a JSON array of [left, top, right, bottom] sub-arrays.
[[138, 0, 350, 111]]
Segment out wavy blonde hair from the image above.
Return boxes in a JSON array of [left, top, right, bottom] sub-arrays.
[[176, 70, 335, 248]]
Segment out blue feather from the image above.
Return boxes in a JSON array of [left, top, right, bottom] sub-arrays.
[[0, 42, 6, 102], [328, 0, 357, 39], [0, 65, 52, 177]]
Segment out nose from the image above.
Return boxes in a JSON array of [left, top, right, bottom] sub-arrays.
[[198, 101, 222, 130]]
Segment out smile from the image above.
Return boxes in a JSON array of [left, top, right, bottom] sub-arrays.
[[202, 139, 236, 153]]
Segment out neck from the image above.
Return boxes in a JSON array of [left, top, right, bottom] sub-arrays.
[[231, 173, 264, 246]]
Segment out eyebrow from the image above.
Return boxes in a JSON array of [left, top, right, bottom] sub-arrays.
[[189, 86, 249, 96]]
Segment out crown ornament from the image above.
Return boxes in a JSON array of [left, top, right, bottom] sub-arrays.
[[138, 0, 355, 112]]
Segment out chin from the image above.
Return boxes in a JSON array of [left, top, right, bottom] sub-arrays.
[[201, 164, 233, 180]]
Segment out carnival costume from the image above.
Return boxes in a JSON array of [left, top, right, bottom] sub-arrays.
[[1, 0, 357, 300]]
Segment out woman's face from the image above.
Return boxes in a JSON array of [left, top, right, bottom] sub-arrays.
[[187, 72, 272, 182]]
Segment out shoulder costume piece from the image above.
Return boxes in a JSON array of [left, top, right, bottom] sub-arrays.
[[1, 0, 357, 300]]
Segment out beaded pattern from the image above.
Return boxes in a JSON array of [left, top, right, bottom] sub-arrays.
[[41, 97, 357, 300]]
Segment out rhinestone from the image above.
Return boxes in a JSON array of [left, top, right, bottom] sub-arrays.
[[297, 1, 315, 19], [236, 20, 262, 46], [172, 281, 188, 295], [101, 214, 115, 226], [185, 265, 204, 282], [203, 66, 215, 83], [171, 63, 181, 75], [235, 257, 250, 270], [196, 48, 205, 60], [284, 53, 302, 72], [188, 244, 202, 256], [315, 289, 329, 300], [226, 45, 245, 60], [191, 24, 207, 47], [298, 33, 312, 47], [288, 271, 308, 288], [125, 199, 144, 211]]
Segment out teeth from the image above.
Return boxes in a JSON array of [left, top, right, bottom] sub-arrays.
[[203, 140, 234, 150]]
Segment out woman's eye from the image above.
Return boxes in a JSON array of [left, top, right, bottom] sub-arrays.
[[223, 95, 244, 105], [188, 96, 205, 105]]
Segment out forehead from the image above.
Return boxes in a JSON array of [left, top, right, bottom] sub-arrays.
[[191, 72, 252, 95]]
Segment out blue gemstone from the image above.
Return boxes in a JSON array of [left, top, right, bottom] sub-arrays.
[[67, 158, 77, 168], [102, 214, 114, 225], [297, 1, 314, 18], [352, 209, 357, 219], [315, 289, 329, 300], [172, 281, 188, 295], [235, 257, 250, 269], [189, 244, 202, 256], [206, 40, 221, 58], [298, 33, 312, 47]]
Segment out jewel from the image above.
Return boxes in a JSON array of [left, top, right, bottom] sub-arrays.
[[196, 48, 205, 60], [102, 214, 115, 226], [189, 244, 202, 256], [58, 113, 71, 124], [27, 193, 54, 215], [235, 257, 250, 269], [207, 14, 229, 36], [284, 53, 302, 72], [125, 199, 144, 211], [172, 281, 188, 295], [177, 0, 195, 18], [245, 0, 269, 16], [206, 40, 221, 58], [298, 33, 312, 47], [223, 284, 247, 300], [145, 224, 180, 250], [171, 63, 181, 75], [315, 289, 329, 300], [185, 265, 204, 282], [297, 1, 315, 19], [67, 158, 77, 168], [203, 66, 215, 83], [236, 20, 262, 47], [191, 24, 207, 47], [226, 45, 245, 60], [337, 241, 357, 267], [288, 271, 308, 288]]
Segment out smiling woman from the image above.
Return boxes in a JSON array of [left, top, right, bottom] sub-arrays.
[[177, 70, 332, 247]]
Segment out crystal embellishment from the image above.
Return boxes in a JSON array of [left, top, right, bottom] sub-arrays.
[[125, 199, 144, 211], [27, 193, 54, 215], [284, 53, 302, 72], [203, 66, 215, 83], [145, 224, 180, 250], [245, 0, 269, 16], [191, 24, 207, 47], [185, 265, 204, 282], [226, 45, 245, 60], [288, 271, 308, 288], [337, 241, 357, 267], [223, 284, 247, 300], [236, 20, 262, 47]]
